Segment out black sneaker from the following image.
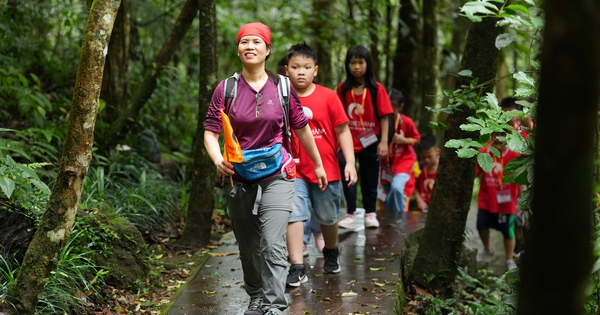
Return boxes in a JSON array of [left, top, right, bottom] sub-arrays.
[[323, 246, 341, 274], [286, 264, 307, 287], [244, 296, 263, 315], [514, 240, 525, 258]]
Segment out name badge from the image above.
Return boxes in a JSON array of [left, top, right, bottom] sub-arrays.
[[381, 165, 393, 182], [359, 128, 378, 148], [496, 189, 512, 204]]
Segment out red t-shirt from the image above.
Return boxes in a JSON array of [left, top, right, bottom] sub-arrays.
[[416, 168, 437, 205], [336, 82, 394, 152], [386, 114, 420, 175], [296, 84, 349, 183], [477, 148, 521, 215]]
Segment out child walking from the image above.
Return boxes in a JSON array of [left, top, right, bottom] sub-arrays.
[[336, 45, 394, 229], [380, 88, 420, 212], [284, 42, 357, 286], [476, 134, 522, 271], [414, 134, 440, 212]]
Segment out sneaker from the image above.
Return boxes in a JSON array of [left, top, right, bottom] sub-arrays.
[[302, 243, 309, 257], [364, 212, 379, 228], [286, 264, 307, 287], [506, 259, 517, 271], [476, 249, 495, 263], [323, 246, 341, 274], [314, 232, 325, 253], [244, 296, 263, 315], [264, 311, 280, 315], [513, 240, 525, 258], [338, 214, 357, 229]]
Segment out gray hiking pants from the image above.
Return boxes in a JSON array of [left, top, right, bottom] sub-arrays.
[[224, 175, 293, 313]]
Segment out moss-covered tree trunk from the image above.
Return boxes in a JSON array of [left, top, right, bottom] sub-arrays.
[[517, 0, 600, 314], [368, 2, 381, 79], [416, 0, 438, 133], [393, 0, 420, 116], [102, 0, 200, 147], [409, 15, 503, 297], [177, 0, 217, 248], [311, 0, 334, 88], [2, 0, 121, 313], [100, 0, 130, 125]]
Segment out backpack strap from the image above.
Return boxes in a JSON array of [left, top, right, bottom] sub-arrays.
[[277, 74, 292, 153], [223, 72, 240, 114]]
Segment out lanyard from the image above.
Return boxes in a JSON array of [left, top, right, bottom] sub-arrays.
[[492, 148, 507, 186], [351, 88, 367, 127]]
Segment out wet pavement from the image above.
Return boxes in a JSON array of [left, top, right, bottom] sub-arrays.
[[165, 209, 427, 315]]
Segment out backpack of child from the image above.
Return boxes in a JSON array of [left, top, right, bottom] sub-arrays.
[[222, 73, 298, 181], [340, 84, 395, 145]]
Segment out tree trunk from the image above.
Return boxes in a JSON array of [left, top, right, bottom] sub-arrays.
[[383, 2, 394, 88], [101, 0, 200, 148], [368, 2, 380, 79], [100, 0, 130, 125], [311, 0, 334, 88], [416, 0, 438, 133], [3, 0, 121, 313], [517, 0, 600, 314], [393, 0, 420, 117], [410, 15, 503, 297], [176, 0, 217, 248]]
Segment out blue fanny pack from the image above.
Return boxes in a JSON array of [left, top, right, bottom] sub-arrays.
[[234, 144, 283, 181]]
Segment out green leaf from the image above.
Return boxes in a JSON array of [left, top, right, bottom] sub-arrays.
[[429, 121, 447, 130], [477, 153, 494, 173], [30, 179, 51, 195], [481, 127, 494, 135], [457, 148, 479, 158], [460, 124, 483, 132], [506, 133, 525, 152], [515, 88, 535, 97], [457, 70, 472, 77], [479, 133, 491, 144], [466, 116, 486, 126], [505, 4, 530, 15], [0, 177, 16, 198], [489, 146, 501, 158], [495, 33, 517, 49], [513, 71, 536, 87], [445, 139, 467, 148], [17, 73, 29, 87]]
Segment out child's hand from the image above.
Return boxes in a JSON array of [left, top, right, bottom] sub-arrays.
[[393, 130, 409, 145], [344, 164, 358, 187], [417, 199, 427, 211]]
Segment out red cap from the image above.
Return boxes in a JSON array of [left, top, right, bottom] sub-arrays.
[[236, 22, 271, 46]]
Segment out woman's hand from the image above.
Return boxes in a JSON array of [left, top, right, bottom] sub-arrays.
[[216, 160, 234, 176]]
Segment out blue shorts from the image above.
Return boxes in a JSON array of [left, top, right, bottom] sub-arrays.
[[289, 179, 341, 225]]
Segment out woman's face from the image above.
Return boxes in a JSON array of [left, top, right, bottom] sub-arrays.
[[237, 36, 271, 65]]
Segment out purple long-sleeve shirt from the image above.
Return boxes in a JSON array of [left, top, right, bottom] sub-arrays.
[[205, 74, 308, 151]]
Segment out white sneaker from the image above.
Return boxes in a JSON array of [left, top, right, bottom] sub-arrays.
[[476, 249, 495, 263], [338, 214, 357, 229], [506, 259, 517, 271], [313, 232, 325, 253], [364, 213, 379, 228]]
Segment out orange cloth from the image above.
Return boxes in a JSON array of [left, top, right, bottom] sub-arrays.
[[220, 110, 244, 163], [236, 22, 271, 45]]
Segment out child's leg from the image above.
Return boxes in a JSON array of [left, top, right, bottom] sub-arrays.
[[338, 150, 357, 215], [476, 209, 494, 251], [499, 214, 516, 261], [384, 173, 410, 212]]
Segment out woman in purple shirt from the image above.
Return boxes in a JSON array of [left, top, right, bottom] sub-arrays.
[[203, 22, 327, 315]]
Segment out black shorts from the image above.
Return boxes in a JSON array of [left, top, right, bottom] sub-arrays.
[[476, 209, 515, 239]]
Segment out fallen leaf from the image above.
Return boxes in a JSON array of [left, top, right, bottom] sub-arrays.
[[341, 290, 358, 297]]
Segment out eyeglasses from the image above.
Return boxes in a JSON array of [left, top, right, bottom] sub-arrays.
[[255, 93, 263, 118]]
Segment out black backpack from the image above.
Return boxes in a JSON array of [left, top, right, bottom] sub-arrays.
[[340, 83, 395, 145], [223, 72, 295, 155]]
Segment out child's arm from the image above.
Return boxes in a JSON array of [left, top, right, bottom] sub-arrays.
[[377, 115, 390, 159], [413, 187, 428, 211], [334, 123, 357, 187]]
